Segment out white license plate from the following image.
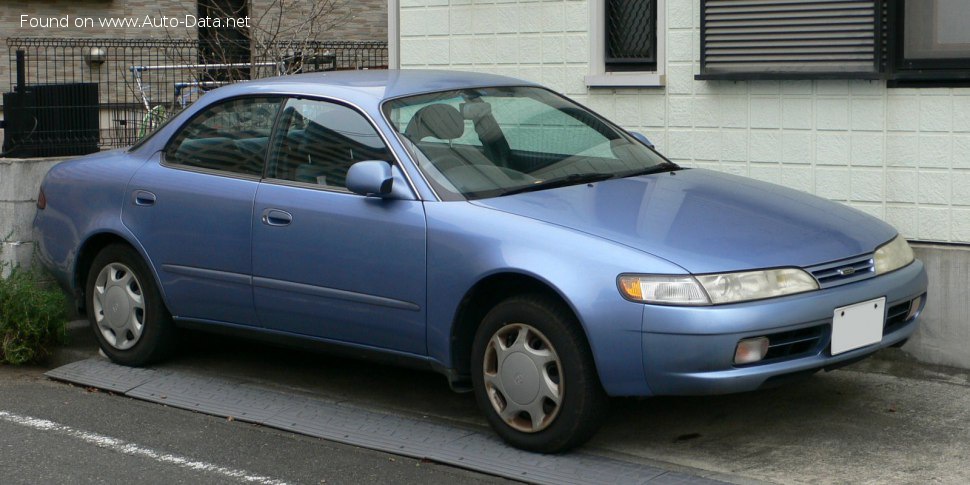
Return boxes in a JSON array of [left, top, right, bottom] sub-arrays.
[[831, 297, 886, 355]]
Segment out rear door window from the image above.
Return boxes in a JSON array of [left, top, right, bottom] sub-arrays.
[[164, 97, 282, 177]]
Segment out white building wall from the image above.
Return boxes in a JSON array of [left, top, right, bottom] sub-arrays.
[[399, 0, 970, 244]]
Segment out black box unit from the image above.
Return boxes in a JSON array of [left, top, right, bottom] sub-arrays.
[[2, 83, 99, 158]]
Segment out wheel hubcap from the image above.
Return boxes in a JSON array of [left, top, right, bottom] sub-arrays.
[[92, 263, 145, 350], [483, 323, 563, 433]]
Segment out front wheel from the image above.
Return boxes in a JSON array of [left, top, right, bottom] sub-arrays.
[[471, 295, 607, 453], [86, 244, 176, 366]]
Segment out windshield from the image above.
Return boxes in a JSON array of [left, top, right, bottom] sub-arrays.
[[382, 86, 674, 200]]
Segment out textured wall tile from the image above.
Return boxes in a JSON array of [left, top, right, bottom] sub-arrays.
[[750, 97, 781, 129], [954, 97, 970, 132], [886, 134, 920, 168], [693, 130, 721, 161], [918, 207, 950, 241], [749, 164, 782, 183], [848, 132, 883, 167], [815, 167, 850, 200], [667, 0, 693, 29], [954, 136, 970, 169], [816, 98, 850, 131], [816, 80, 850, 95], [952, 171, 970, 205], [850, 168, 884, 202], [541, 35, 565, 64], [666, 130, 693, 160], [692, 97, 719, 128], [563, 2, 587, 32], [750, 130, 781, 163], [887, 96, 920, 131], [851, 98, 885, 132], [720, 130, 748, 162], [782, 131, 814, 165], [718, 97, 748, 128], [666, 64, 695, 95], [781, 165, 814, 193], [816, 132, 850, 166], [541, 3, 565, 33], [749, 81, 781, 95], [667, 30, 694, 62], [887, 169, 918, 203], [919, 95, 953, 132], [639, 95, 666, 127], [952, 209, 970, 241], [919, 135, 952, 169], [918, 171, 951, 205], [564, 34, 588, 63], [614, 95, 641, 126], [667, 97, 692, 127], [886, 206, 918, 238], [782, 98, 814, 130]]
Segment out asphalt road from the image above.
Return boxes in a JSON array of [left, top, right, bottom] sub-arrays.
[[0, 366, 509, 485], [6, 321, 970, 484]]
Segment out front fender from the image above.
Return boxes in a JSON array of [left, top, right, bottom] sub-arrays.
[[425, 201, 686, 396]]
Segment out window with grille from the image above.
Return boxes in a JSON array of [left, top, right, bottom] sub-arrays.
[[605, 0, 658, 72]]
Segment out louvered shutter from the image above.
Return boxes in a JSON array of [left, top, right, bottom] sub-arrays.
[[699, 0, 885, 79]]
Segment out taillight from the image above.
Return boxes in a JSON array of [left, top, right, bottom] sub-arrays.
[[36, 188, 46, 210]]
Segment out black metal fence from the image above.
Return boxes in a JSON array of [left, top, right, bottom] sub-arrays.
[[2, 37, 388, 157]]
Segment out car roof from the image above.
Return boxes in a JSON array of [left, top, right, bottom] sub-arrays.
[[208, 69, 540, 108]]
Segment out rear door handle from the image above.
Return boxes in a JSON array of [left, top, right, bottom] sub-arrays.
[[133, 190, 156, 206], [261, 208, 292, 226]]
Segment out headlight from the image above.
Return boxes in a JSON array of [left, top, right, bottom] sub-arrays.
[[618, 268, 818, 306], [874, 235, 914, 274]]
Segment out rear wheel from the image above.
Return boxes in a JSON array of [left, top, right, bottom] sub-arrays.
[[471, 295, 607, 453], [86, 244, 175, 366]]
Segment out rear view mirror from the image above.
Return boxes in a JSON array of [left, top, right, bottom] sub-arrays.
[[347, 160, 393, 197]]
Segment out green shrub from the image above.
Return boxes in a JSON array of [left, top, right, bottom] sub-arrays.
[[0, 266, 69, 365]]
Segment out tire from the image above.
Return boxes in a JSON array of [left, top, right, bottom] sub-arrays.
[[471, 295, 608, 453], [85, 243, 176, 366]]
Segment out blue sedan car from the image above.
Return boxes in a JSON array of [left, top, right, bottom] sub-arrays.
[[34, 70, 927, 452]]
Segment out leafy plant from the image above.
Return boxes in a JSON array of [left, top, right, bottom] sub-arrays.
[[0, 265, 68, 365]]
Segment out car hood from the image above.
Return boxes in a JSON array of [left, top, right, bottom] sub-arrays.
[[470, 169, 897, 274]]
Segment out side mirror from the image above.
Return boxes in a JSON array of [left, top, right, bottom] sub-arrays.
[[630, 131, 654, 148], [347, 160, 393, 197]]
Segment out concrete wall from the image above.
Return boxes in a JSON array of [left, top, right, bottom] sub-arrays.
[[398, 0, 970, 245], [906, 244, 970, 370], [0, 157, 64, 273]]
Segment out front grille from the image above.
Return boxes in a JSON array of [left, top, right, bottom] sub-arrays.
[[883, 300, 912, 335], [808, 254, 875, 289]]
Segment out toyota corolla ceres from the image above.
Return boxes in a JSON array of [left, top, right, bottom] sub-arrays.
[[34, 70, 927, 453]]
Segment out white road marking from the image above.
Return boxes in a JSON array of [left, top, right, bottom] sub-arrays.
[[0, 410, 288, 485]]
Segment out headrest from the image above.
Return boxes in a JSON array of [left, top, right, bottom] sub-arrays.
[[404, 104, 464, 141]]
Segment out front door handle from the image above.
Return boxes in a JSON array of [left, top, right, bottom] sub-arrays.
[[261, 208, 292, 226], [133, 190, 156, 206]]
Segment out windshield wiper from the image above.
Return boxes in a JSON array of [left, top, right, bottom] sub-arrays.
[[620, 162, 681, 178], [499, 172, 616, 196]]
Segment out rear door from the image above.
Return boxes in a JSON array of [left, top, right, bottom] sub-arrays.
[[123, 96, 282, 325], [251, 98, 428, 354]]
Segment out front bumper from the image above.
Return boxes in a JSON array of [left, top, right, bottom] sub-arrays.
[[640, 260, 927, 396]]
